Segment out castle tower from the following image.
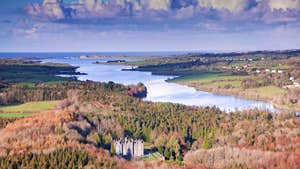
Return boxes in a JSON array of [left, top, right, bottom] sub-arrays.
[[113, 137, 144, 159], [114, 139, 123, 156]]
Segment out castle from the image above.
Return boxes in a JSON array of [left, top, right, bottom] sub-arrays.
[[113, 138, 144, 159]]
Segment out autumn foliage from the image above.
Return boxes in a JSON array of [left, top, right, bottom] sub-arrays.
[[0, 81, 299, 168]]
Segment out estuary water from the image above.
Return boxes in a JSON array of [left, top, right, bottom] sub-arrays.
[[42, 57, 280, 113]]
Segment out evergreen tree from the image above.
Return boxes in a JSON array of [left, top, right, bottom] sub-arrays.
[[110, 144, 116, 156]]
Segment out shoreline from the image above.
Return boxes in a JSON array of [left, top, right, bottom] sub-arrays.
[[173, 81, 299, 112], [71, 61, 297, 113], [120, 67, 284, 112]]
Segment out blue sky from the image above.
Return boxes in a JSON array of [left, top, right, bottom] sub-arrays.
[[1, 0, 300, 52]]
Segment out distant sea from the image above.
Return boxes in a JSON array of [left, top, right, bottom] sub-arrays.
[[0, 51, 192, 59]]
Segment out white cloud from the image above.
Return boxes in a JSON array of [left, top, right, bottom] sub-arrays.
[[198, 0, 251, 12], [202, 22, 226, 31], [43, 0, 62, 4], [43, 3, 65, 19], [147, 0, 170, 10], [11, 25, 41, 40], [269, 0, 299, 11], [175, 6, 195, 20]]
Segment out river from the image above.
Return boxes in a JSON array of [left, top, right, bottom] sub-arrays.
[[44, 58, 279, 113]]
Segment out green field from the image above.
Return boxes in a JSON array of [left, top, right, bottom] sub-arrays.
[[0, 113, 33, 118], [170, 72, 247, 84], [0, 101, 58, 118], [247, 86, 286, 98], [205, 80, 242, 88], [143, 152, 163, 161]]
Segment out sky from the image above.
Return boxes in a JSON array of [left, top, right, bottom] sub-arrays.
[[0, 0, 300, 52]]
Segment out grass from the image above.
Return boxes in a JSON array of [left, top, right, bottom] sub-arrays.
[[0, 113, 33, 118], [123, 60, 158, 66], [247, 86, 286, 98], [170, 72, 248, 84], [0, 101, 58, 118], [170, 72, 220, 82], [143, 152, 163, 161], [205, 80, 242, 88], [143, 142, 164, 161]]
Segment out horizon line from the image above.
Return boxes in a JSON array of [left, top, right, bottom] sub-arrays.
[[0, 48, 299, 54]]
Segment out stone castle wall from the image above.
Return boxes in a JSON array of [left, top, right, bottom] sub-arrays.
[[114, 138, 144, 159]]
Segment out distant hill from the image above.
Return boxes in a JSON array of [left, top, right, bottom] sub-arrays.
[[190, 49, 300, 57]]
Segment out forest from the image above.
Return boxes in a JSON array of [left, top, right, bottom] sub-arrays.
[[0, 81, 146, 105], [0, 148, 118, 169], [0, 59, 81, 83], [0, 58, 299, 169], [0, 80, 299, 168]]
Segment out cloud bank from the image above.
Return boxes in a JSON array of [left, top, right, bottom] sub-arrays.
[[2, 0, 300, 52], [24, 0, 300, 26]]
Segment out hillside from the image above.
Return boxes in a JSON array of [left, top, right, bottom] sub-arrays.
[[0, 58, 299, 169], [0, 80, 299, 168], [119, 52, 300, 111]]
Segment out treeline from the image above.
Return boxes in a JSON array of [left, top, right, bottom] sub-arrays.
[[132, 59, 217, 76], [241, 73, 291, 89], [184, 146, 300, 169], [0, 59, 80, 83], [0, 81, 146, 105], [274, 89, 300, 108], [0, 148, 117, 169]]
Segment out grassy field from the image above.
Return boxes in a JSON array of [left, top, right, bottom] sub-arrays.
[[205, 80, 242, 88], [170, 72, 248, 84], [0, 101, 58, 118], [143, 152, 163, 161], [247, 86, 286, 98], [0, 113, 33, 118]]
